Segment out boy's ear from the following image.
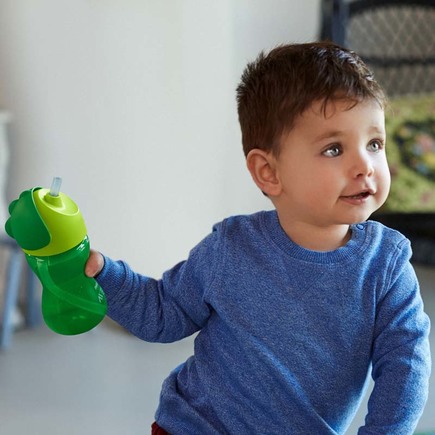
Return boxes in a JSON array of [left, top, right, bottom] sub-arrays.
[[246, 149, 281, 197]]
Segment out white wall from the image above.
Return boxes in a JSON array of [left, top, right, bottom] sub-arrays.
[[0, 0, 320, 275]]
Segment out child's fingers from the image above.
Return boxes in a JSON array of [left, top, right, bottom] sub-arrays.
[[85, 249, 104, 277]]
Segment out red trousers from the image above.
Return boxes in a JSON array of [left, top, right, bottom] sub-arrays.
[[151, 422, 169, 435]]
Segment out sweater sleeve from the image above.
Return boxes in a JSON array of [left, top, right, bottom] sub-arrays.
[[359, 239, 431, 435], [95, 226, 223, 343]]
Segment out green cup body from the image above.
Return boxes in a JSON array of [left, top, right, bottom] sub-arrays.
[[26, 236, 107, 335]]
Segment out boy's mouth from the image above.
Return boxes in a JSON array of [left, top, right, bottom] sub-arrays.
[[345, 191, 372, 200], [340, 189, 375, 203]]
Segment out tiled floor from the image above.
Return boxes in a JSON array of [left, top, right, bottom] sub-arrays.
[[1, 265, 434, 435]]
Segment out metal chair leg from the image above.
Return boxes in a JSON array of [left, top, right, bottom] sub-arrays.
[[0, 246, 23, 349]]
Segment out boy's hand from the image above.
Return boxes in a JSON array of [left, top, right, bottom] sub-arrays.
[[85, 249, 105, 278]]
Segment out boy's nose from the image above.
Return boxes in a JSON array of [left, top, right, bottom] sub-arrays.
[[352, 152, 374, 178]]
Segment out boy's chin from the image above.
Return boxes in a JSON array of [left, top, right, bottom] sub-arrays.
[[351, 203, 385, 224]]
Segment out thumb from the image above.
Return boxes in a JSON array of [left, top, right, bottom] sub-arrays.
[[85, 249, 105, 278]]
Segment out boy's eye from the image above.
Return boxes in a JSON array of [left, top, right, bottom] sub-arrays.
[[322, 145, 342, 157], [367, 140, 384, 152]]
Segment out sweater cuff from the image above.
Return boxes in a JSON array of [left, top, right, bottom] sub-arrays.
[[95, 255, 130, 302]]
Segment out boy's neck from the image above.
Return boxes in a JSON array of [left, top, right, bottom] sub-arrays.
[[276, 213, 352, 252]]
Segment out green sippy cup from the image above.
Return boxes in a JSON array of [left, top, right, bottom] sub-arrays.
[[4, 177, 107, 335]]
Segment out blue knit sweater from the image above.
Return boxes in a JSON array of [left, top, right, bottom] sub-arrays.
[[96, 211, 431, 434]]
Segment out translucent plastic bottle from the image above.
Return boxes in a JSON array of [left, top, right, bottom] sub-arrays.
[[5, 178, 107, 335]]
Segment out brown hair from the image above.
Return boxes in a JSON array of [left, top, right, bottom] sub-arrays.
[[236, 41, 386, 157]]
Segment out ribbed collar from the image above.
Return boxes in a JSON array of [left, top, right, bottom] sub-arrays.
[[259, 210, 370, 265]]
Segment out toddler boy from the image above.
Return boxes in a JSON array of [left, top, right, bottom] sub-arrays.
[[86, 41, 431, 434]]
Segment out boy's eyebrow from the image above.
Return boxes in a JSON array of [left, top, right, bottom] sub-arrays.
[[370, 126, 386, 135], [313, 126, 385, 143], [312, 130, 344, 142]]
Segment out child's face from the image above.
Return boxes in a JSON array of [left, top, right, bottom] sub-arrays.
[[272, 98, 390, 228]]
